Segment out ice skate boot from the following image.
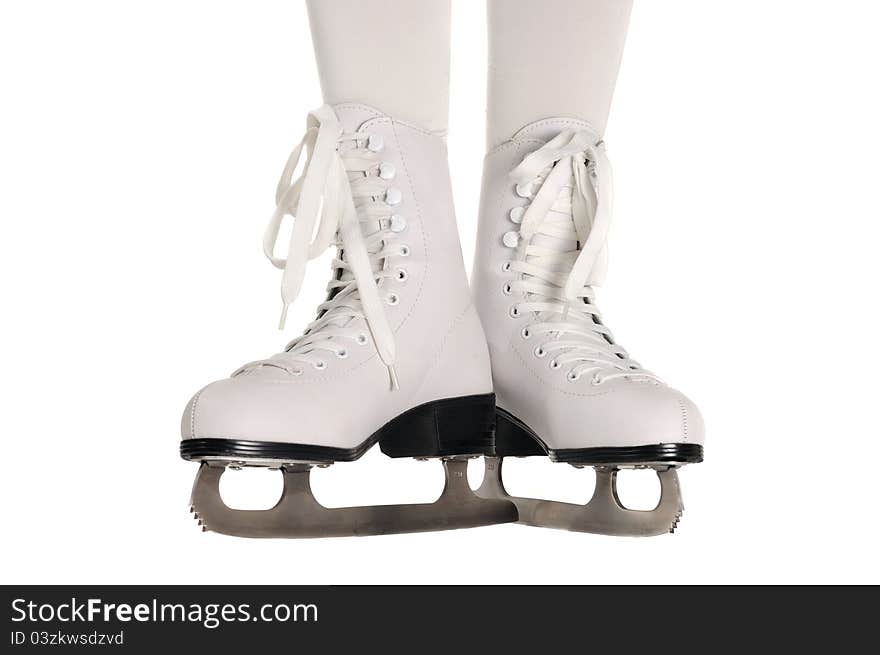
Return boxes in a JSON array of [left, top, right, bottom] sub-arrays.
[[472, 118, 704, 536], [181, 104, 516, 537]]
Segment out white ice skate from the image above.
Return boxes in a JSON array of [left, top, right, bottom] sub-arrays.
[[181, 104, 516, 537], [472, 118, 704, 536]]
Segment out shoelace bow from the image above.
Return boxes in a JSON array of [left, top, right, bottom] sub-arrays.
[[236, 105, 400, 390], [508, 129, 660, 384]]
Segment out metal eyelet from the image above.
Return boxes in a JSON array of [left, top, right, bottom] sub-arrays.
[[397, 268, 408, 282], [399, 245, 410, 256], [534, 346, 547, 358], [502, 283, 512, 295], [549, 360, 561, 370], [336, 349, 348, 359], [387, 293, 400, 306], [313, 361, 327, 370], [567, 371, 580, 382], [367, 134, 384, 152], [357, 334, 368, 345], [379, 162, 396, 180], [502, 261, 512, 273], [509, 306, 520, 318], [515, 182, 533, 198], [390, 214, 407, 233], [521, 327, 531, 339]]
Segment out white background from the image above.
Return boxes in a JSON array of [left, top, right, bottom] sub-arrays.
[[2, 0, 878, 584]]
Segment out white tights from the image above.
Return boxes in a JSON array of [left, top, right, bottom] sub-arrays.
[[305, 0, 632, 142]]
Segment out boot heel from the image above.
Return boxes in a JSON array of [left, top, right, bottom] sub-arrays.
[[494, 407, 547, 457], [378, 394, 495, 458]]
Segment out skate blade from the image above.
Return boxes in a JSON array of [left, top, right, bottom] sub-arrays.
[[475, 457, 684, 537], [189, 458, 517, 538]]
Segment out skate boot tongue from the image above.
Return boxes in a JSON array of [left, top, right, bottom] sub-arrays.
[[236, 105, 403, 388], [506, 125, 659, 384]]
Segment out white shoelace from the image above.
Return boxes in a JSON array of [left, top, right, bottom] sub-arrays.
[[236, 105, 402, 390], [504, 129, 660, 385]]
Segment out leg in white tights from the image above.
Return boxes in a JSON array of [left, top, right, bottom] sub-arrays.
[[486, 0, 633, 146], [306, 0, 451, 134]]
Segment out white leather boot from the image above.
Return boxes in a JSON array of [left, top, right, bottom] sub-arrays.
[[181, 104, 516, 537], [472, 118, 704, 536]]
